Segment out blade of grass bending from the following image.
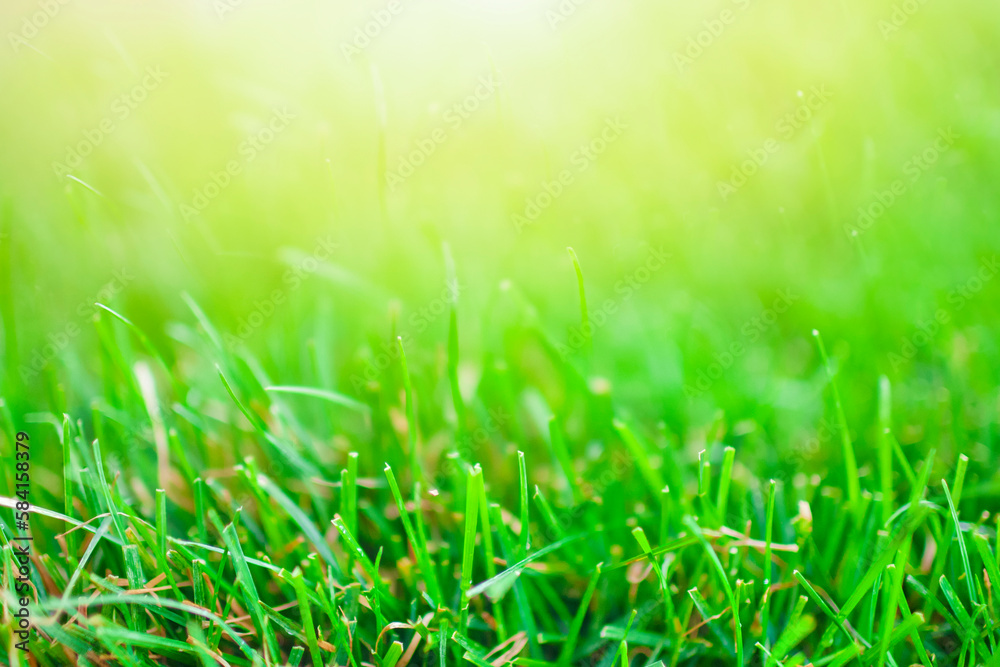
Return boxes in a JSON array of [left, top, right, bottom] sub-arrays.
[[41, 593, 263, 666], [688, 586, 735, 653], [813, 329, 860, 520], [942, 479, 978, 605], [92, 439, 126, 542], [61, 515, 112, 605], [95, 627, 201, 659], [683, 516, 743, 665], [332, 514, 380, 584], [265, 385, 370, 413], [792, 570, 860, 659], [610, 533, 700, 569], [558, 564, 602, 665], [218, 368, 317, 479], [632, 527, 671, 618], [817, 504, 930, 650], [397, 337, 422, 483], [460, 466, 481, 633], [384, 464, 441, 605], [259, 475, 343, 577], [467, 532, 586, 600]]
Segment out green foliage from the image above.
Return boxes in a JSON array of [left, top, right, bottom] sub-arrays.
[[2, 0, 1000, 664]]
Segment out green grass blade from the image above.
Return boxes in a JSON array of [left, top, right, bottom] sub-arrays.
[[942, 479, 978, 606], [384, 463, 441, 604], [518, 450, 530, 555], [684, 516, 743, 665], [877, 376, 892, 526], [265, 384, 370, 413], [812, 329, 860, 519], [558, 564, 602, 664]]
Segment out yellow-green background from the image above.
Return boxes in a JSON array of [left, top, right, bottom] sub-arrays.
[[2, 0, 999, 464]]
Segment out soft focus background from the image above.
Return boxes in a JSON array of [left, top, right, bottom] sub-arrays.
[[2, 0, 999, 482]]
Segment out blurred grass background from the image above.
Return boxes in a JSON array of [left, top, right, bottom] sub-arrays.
[[2, 0, 999, 477]]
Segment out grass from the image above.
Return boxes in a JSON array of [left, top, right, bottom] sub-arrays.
[[3, 279, 999, 665], [3, 0, 1000, 665]]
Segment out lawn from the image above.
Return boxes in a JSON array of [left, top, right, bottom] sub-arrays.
[[1, 0, 1000, 665]]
